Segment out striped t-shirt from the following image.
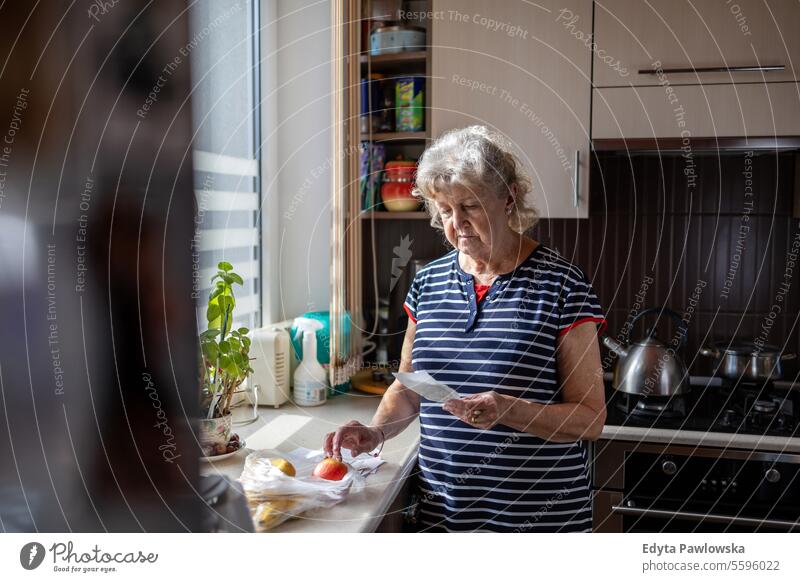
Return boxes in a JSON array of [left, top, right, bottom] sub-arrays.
[[403, 244, 605, 532]]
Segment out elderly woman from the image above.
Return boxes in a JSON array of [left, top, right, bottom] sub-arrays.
[[324, 125, 607, 532]]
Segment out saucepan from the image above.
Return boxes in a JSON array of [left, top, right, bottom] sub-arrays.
[[699, 340, 796, 382]]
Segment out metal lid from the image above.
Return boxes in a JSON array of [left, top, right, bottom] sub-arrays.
[[371, 24, 426, 33], [384, 160, 417, 168], [631, 337, 668, 347], [714, 341, 783, 356]]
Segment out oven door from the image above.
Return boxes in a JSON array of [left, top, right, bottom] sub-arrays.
[[593, 440, 800, 532]]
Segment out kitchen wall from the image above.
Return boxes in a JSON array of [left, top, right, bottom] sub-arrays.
[[262, 0, 332, 323], [533, 151, 800, 378]]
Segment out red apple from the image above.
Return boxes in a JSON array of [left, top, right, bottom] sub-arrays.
[[312, 457, 349, 481]]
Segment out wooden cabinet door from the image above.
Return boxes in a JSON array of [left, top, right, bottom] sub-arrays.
[[431, 0, 592, 218], [593, 82, 800, 139], [593, 0, 800, 87]]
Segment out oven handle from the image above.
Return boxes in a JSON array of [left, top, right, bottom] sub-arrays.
[[611, 504, 800, 530]]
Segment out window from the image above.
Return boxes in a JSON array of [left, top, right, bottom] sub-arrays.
[[189, 0, 261, 329]]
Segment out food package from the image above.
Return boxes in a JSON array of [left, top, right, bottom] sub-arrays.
[[395, 76, 424, 132], [360, 141, 385, 211], [239, 448, 367, 532]]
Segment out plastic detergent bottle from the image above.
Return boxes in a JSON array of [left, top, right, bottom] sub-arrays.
[[293, 330, 328, 406]]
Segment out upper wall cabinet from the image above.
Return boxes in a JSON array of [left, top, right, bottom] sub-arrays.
[[592, 0, 800, 140], [592, 82, 800, 140], [593, 0, 800, 87], [431, 0, 593, 218]]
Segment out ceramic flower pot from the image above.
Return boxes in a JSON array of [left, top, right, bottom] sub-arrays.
[[199, 413, 232, 449]]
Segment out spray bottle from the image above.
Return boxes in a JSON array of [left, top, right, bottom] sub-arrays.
[[292, 320, 328, 406]]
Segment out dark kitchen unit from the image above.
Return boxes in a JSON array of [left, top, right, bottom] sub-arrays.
[[594, 375, 800, 532], [593, 440, 800, 533], [576, 147, 800, 532]]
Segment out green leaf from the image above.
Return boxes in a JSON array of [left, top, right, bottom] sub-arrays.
[[219, 340, 230, 353], [229, 273, 244, 285], [209, 285, 224, 301], [206, 304, 221, 322], [224, 359, 239, 376], [204, 342, 218, 362], [237, 327, 249, 335], [218, 261, 233, 272], [217, 295, 234, 311], [200, 329, 220, 339]]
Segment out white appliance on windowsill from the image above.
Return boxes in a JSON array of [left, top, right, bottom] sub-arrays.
[[247, 323, 294, 408]]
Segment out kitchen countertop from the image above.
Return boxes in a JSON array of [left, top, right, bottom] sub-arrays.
[[201, 391, 420, 533], [203, 378, 800, 532]]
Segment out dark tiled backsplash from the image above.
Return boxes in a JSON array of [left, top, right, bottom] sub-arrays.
[[532, 151, 800, 378]]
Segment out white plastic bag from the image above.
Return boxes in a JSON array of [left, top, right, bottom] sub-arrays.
[[238, 448, 366, 531]]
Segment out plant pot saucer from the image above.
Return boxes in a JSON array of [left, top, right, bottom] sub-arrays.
[[200, 438, 247, 463]]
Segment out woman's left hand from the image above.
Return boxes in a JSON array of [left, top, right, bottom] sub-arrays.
[[442, 391, 512, 429]]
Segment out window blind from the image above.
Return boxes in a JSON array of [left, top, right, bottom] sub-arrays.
[[189, 0, 261, 330]]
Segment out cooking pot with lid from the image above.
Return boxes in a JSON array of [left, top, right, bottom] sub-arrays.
[[700, 341, 796, 382]]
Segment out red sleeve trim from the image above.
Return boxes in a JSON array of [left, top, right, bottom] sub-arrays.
[[403, 303, 417, 323], [559, 316, 607, 337]]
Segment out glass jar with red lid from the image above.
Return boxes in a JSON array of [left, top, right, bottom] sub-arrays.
[[380, 160, 420, 211]]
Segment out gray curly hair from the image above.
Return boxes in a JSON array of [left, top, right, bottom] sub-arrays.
[[412, 125, 538, 233]]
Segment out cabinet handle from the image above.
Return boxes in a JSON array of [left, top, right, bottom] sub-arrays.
[[638, 64, 784, 75], [573, 150, 580, 208]]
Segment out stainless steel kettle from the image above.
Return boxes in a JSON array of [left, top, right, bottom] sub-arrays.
[[603, 308, 690, 397]]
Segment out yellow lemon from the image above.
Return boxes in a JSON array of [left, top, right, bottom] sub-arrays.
[[270, 458, 296, 477]]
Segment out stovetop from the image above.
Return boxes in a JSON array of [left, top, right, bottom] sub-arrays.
[[604, 378, 800, 438]]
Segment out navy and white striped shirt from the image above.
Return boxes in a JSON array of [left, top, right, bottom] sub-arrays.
[[403, 244, 605, 532]]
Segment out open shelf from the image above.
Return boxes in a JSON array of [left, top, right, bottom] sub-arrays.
[[352, 2, 437, 366], [360, 131, 428, 142], [360, 50, 427, 72], [360, 210, 428, 220]]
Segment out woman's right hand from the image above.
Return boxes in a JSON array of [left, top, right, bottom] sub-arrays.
[[323, 420, 383, 461]]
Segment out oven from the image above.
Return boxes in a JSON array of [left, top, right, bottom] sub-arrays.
[[592, 440, 800, 532]]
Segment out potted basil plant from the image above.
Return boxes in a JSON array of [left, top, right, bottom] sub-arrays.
[[199, 261, 253, 456]]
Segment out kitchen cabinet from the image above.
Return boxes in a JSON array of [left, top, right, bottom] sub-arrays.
[[592, 0, 800, 141], [431, 0, 593, 218], [593, 81, 800, 139], [593, 0, 800, 87], [374, 470, 418, 532], [337, 0, 439, 370]]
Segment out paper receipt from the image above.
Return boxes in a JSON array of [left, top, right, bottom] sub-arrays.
[[393, 371, 460, 402]]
